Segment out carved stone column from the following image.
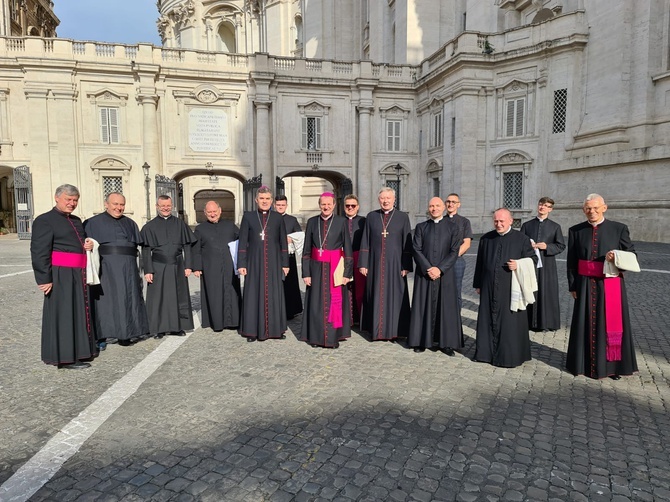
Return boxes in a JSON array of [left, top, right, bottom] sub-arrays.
[[254, 100, 272, 184], [138, 93, 160, 174], [357, 105, 374, 213]]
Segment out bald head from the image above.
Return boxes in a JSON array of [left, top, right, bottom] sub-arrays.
[[204, 201, 222, 223], [427, 197, 445, 219], [493, 208, 513, 234]]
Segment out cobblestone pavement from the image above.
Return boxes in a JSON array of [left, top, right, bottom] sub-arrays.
[[1, 235, 670, 501]]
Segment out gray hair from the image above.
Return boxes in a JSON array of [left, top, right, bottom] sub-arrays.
[[584, 193, 605, 204], [378, 186, 396, 197], [55, 184, 80, 198], [493, 207, 513, 220], [104, 192, 125, 203]]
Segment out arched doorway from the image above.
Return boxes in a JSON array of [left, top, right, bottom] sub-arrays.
[[173, 167, 246, 225], [276, 170, 352, 226], [194, 189, 235, 223], [217, 22, 236, 53]]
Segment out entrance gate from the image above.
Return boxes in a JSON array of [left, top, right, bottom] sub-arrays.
[[155, 174, 178, 217], [13, 165, 32, 239], [243, 174, 262, 211]]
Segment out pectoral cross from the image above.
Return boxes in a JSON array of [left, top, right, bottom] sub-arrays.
[[260, 231, 265, 241], [318, 248, 323, 256], [381, 229, 389, 238]]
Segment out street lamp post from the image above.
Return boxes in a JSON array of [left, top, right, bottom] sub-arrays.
[[142, 162, 151, 221]]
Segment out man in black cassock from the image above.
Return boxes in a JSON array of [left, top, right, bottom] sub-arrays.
[[274, 194, 303, 319], [566, 194, 638, 380], [237, 186, 290, 342], [140, 195, 197, 338], [344, 194, 366, 327], [300, 192, 353, 348], [473, 208, 536, 368], [409, 197, 463, 355], [31, 184, 97, 369], [193, 201, 241, 331], [84, 192, 149, 346], [520, 196, 565, 332], [445, 193, 472, 309], [358, 187, 413, 341]]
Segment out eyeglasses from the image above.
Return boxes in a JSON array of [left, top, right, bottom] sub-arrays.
[[345, 204, 358, 208], [445, 200, 459, 205]]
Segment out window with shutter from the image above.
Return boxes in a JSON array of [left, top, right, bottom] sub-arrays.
[[301, 116, 321, 150], [505, 98, 525, 138], [386, 119, 401, 152], [99, 107, 120, 144]]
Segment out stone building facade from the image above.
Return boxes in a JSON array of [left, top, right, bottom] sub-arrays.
[[0, 0, 669, 242], [0, 0, 58, 38]]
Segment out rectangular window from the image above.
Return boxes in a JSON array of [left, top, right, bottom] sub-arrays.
[[505, 98, 525, 137], [432, 177, 440, 198], [431, 111, 443, 147], [102, 176, 123, 198], [100, 107, 120, 144], [301, 116, 321, 150], [451, 116, 456, 145], [552, 88, 567, 133], [502, 172, 523, 209], [386, 119, 401, 152]]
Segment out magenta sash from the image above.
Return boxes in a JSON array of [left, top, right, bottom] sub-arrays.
[[311, 247, 344, 328], [51, 251, 86, 269], [578, 259, 623, 361]]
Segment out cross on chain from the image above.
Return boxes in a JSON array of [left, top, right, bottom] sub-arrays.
[[381, 229, 389, 238]]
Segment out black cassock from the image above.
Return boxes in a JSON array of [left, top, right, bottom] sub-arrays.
[[358, 209, 413, 340], [300, 215, 353, 347], [346, 215, 366, 326], [30, 208, 98, 365], [140, 215, 197, 335], [566, 219, 638, 379], [282, 213, 303, 319], [520, 217, 565, 331], [84, 212, 149, 342], [193, 219, 241, 331], [408, 218, 463, 350], [473, 230, 535, 367], [237, 210, 289, 340]]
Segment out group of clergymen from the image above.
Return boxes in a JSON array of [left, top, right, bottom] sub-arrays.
[[31, 184, 638, 381]]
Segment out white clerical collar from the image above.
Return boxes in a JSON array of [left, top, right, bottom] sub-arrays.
[[537, 216, 547, 222], [161, 215, 170, 220], [321, 214, 333, 220], [498, 227, 512, 236], [432, 216, 444, 223], [347, 215, 356, 220], [448, 213, 456, 218], [383, 208, 393, 214], [589, 218, 605, 227]]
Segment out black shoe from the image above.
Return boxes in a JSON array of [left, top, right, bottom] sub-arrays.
[[247, 337, 257, 343], [59, 362, 91, 370], [609, 375, 621, 381], [279, 334, 286, 340], [413, 348, 425, 353], [441, 347, 455, 357], [105, 338, 119, 344], [153, 333, 164, 339], [118, 340, 132, 347], [171, 331, 186, 336]]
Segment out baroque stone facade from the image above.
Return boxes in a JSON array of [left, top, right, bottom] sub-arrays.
[[0, 0, 669, 241]]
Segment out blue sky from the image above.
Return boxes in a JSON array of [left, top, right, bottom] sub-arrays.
[[54, 0, 162, 45]]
